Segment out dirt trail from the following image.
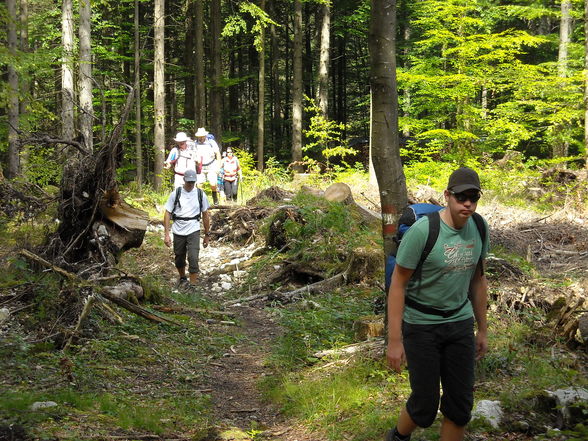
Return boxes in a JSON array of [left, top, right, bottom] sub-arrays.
[[196, 244, 322, 441]]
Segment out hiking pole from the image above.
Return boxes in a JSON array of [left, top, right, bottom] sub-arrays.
[[239, 177, 244, 204]]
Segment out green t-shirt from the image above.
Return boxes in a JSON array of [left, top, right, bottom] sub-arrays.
[[396, 211, 489, 324]]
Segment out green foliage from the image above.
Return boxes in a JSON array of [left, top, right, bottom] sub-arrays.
[[222, 1, 279, 51], [303, 97, 357, 167]]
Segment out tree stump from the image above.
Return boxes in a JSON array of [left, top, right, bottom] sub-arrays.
[[323, 182, 381, 226], [353, 315, 385, 341]]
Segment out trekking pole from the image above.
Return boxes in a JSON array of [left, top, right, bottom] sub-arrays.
[[239, 177, 244, 204]]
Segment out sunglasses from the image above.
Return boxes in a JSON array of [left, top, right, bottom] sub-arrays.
[[449, 190, 481, 203]]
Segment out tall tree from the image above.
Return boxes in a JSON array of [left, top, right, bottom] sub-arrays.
[[291, 0, 303, 170], [369, 0, 407, 257], [555, 0, 573, 159], [79, 0, 94, 151], [153, 0, 165, 189], [317, 1, 330, 117], [195, 0, 205, 128], [7, 0, 20, 178], [210, 0, 223, 140], [134, 0, 143, 186], [257, 0, 266, 170], [585, 0, 588, 169], [61, 0, 75, 141]]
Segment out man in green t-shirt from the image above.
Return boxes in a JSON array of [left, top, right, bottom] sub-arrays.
[[385, 167, 489, 441]]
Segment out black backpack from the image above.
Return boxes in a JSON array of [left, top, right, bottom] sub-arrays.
[[171, 187, 203, 221]]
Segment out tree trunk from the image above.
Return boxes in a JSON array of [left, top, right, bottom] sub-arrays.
[[134, 0, 143, 187], [257, 0, 266, 171], [369, 0, 407, 257], [291, 0, 303, 171], [555, 0, 572, 160], [62, 0, 75, 141], [270, 2, 281, 157], [317, 3, 330, 118], [184, 0, 195, 120], [7, 0, 20, 178], [79, 0, 93, 152], [210, 0, 222, 141], [19, 0, 30, 117], [585, 0, 588, 169], [194, 0, 205, 128], [153, 0, 165, 190]]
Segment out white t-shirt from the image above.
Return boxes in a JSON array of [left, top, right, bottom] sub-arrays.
[[164, 187, 210, 235], [166, 146, 196, 175], [195, 140, 220, 166]]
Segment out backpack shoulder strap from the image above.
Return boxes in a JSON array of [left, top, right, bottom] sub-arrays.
[[412, 211, 441, 279], [173, 187, 182, 213], [471, 212, 486, 275], [198, 188, 203, 212]]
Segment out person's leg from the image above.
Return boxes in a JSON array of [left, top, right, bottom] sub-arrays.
[[208, 170, 219, 204], [186, 230, 201, 285], [439, 318, 476, 441], [172, 234, 188, 285], [395, 406, 417, 438], [223, 180, 232, 202], [232, 181, 238, 201], [387, 322, 442, 441], [439, 417, 466, 441]]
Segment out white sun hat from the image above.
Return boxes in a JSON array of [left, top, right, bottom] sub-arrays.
[[194, 127, 209, 137], [174, 132, 189, 142]]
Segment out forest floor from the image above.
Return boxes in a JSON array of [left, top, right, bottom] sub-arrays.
[[1, 184, 588, 441]]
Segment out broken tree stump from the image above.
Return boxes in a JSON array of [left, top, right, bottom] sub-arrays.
[[323, 182, 381, 226]]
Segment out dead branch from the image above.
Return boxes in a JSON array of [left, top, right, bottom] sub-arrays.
[[18, 249, 77, 280], [17, 248, 181, 327], [152, 305, 235, 317], [63, 294, 97, 352], [313, 338, 385, 359]]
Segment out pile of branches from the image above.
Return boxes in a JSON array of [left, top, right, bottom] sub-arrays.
[[0, 178, 55, 222], [491, 219, 588, 275]]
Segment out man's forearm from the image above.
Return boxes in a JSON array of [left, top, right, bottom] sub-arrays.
[[202, 212, 210, 234], [164, 211, 171, 234], [471, 274, 488, 333]]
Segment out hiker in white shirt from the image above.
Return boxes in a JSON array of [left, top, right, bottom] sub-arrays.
[[194, 127, 221, 205], [164, 132, 197, 188]]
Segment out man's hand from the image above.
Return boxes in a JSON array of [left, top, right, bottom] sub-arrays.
[[203, 234, 210, 248], [164, 232, 171, 248], [475, 330, 488, 360], [386, 340, 406, 373], [163, 161, 171, 170]]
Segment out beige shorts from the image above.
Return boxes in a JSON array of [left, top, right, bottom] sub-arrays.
[[197, 165, 218, 186]]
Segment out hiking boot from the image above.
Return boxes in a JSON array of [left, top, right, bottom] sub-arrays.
[[385, 429, 411, 441], [175, 277, 189, 289]]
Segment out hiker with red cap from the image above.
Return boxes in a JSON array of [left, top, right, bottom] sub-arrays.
[[164, 132, 197, 188], [385, 167, 489, 441]]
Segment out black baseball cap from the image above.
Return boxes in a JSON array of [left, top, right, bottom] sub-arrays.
[[447, 167, 481, 193]]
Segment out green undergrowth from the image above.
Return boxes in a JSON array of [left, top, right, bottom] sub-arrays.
[[260, 286, 588, 441], [0, 257, 239, 440]]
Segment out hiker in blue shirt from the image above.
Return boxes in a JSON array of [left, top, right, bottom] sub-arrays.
[[163, 169, 211, 290], [386, 167, 489, 441]]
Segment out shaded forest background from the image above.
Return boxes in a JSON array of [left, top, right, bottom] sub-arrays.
[[2, 0, 588, 188]]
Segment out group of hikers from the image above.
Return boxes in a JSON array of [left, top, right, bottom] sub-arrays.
[[163, 127, 242, 205], [162, 157, 489, 441]]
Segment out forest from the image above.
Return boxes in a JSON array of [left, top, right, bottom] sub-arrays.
[[1, 0, 588, 441]]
